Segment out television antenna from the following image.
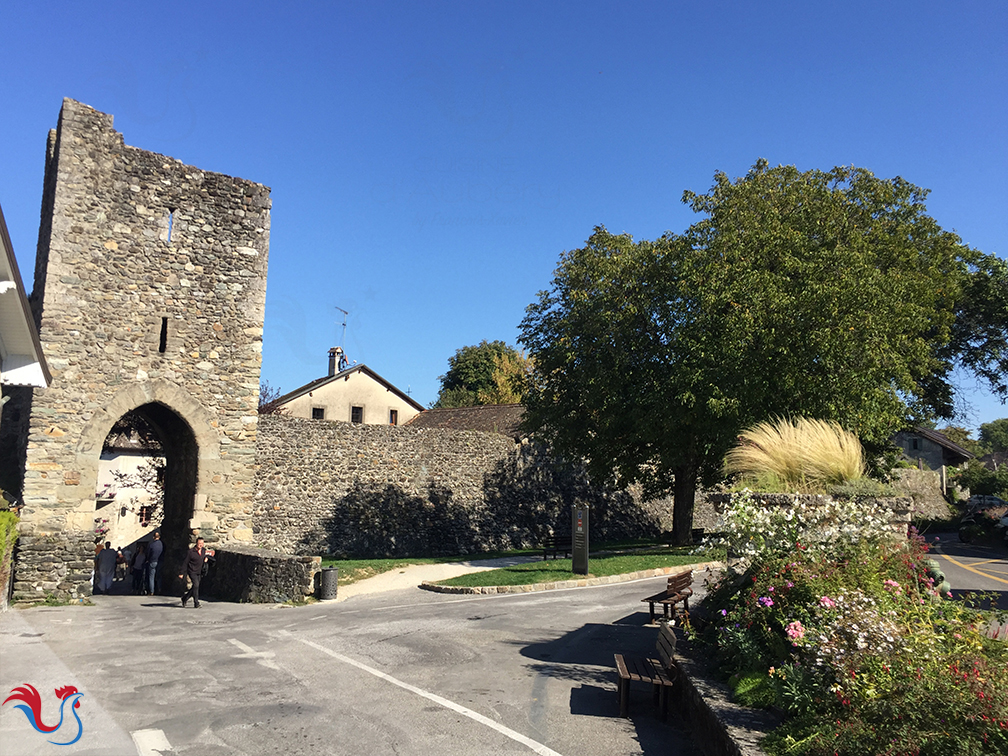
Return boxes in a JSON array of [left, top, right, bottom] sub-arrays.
[[335, 306, 349, 348]]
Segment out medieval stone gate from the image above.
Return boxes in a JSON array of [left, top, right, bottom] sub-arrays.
[[6, 98, 270, 601]]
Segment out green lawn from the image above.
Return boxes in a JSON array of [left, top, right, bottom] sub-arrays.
[[435, 548, 722, 587], [320, 550, 538, 586], [319, 542, 721, 587]]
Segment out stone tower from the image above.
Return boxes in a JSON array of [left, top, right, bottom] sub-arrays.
[[13, 98, 270, 601]]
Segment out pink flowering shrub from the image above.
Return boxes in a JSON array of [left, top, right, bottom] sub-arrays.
[[701, 525, 1008, 755], [785, 621, 805, 643]]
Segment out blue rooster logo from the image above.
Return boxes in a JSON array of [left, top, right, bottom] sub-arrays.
[[3, 683, 84, 746]]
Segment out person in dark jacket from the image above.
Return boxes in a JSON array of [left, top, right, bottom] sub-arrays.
[[146, 531, 164, 596], [179, 537, 214, 608]]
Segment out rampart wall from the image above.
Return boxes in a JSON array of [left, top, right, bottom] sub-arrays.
[[253, 414, 674, 557]]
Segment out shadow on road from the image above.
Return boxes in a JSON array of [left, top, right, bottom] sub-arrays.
[[517, 622, 699, 755]]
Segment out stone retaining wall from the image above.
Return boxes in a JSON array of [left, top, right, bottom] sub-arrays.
[[200, 543, 319, 603], [673, 646, 780, 756], [254, 414, 673, 557]]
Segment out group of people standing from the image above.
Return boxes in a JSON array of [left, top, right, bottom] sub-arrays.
[[92, 531, 213, 607], [93, 531, 163, 595]]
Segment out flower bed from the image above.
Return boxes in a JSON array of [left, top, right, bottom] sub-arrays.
[[697, 492, 1008, 756]]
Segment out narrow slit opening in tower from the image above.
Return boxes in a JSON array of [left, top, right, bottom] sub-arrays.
[[159, 317, 168, 353], [167, 209, 175, 242]]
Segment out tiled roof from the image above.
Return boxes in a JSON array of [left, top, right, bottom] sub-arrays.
[[272, 364, 424, 412], [908, 426, 974, 462], [979, 451, 1007, 470], [102, 431, 162, 453], [405, 404, 525, 439]]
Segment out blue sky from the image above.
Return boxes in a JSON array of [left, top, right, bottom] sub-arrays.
[[2, 2, 1005, 432]]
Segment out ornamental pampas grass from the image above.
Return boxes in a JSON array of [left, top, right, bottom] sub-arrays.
[[724, 417, 865, 491]]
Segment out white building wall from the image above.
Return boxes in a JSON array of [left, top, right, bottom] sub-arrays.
[[281, 370, 421, 426], [95, 451, 164, 548]]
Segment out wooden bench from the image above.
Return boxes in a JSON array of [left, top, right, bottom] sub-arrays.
[[614, 622, 678, 718], [542, 535, 572, 560], [641, 569, 693, 625]]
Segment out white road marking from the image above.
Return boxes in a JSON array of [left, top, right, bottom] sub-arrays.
[[132, 728, 174, 755], [287, 633, 564, 756], [228, 637, 280, 670]]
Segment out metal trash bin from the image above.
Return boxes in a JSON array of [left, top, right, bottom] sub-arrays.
[[319, 567, 338, 600]]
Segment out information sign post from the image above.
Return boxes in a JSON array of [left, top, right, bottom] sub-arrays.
[[572, 504, 589, 575]]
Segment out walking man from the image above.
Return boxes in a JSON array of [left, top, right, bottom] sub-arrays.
[[179, 537, 214, 608], [146, 531, 163, 595]]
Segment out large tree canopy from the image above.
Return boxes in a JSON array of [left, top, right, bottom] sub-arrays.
[[519, 160, 1007, 544], [433, 340, 532, 408]]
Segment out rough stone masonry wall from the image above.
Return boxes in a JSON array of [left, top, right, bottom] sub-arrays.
[[14, 99, 270, 600], [254, 414, 673, 557], [200, 544, 320, 604]]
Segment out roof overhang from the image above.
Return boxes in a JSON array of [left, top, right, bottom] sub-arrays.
[[0, 202, 51, 388]]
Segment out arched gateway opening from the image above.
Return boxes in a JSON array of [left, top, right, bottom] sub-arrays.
[[76, 379, 223, 599], [94, 403, 197, 596]]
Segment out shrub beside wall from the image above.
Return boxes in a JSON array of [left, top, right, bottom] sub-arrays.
[[0, 510, 17, 610]]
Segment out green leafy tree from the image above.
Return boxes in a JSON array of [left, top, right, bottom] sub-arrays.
[[520, 161, 1005, 544], [433, 340, 532, 408], [947, 254, 1008, 403], [955, 462, 1008, 499], [979, 417, 1008, 453]]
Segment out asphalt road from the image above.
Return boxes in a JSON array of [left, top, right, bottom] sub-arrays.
[[0, 569, 714, 756], [929, 532, 1008, 614]]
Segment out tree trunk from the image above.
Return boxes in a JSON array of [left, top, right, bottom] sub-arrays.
[[671, 463, 697, 546]]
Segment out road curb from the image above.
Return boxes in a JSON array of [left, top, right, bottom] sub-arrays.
[[419, 560, 725, 594]]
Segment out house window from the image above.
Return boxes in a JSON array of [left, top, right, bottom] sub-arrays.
[[351, 406, 363, 424], [389, 409, 398, 426], [139, 505, 152, 527], [911, 439, 919, 450], [312, 407, 325, 420]]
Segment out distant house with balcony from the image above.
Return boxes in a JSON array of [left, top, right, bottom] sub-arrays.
[[270, 348, 424, 426], [894, 426, 974, 470]]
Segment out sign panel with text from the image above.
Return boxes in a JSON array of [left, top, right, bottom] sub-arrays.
[[572, 505, 589, 575]]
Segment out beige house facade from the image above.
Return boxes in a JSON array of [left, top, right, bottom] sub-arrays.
[[273, 356, 424, 426]]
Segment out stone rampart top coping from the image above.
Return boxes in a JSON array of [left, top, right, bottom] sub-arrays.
[[216, 543, 319, 562]]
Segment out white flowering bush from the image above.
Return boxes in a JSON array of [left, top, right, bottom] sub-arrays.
[[709, 489, 896, 564]]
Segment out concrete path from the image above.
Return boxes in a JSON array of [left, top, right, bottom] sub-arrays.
[[334, 555, 541, 601]]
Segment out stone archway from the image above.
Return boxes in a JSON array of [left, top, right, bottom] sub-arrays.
[[77, 381, 221, 594]]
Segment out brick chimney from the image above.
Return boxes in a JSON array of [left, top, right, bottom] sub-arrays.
[[328, 347, 339, 377]]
